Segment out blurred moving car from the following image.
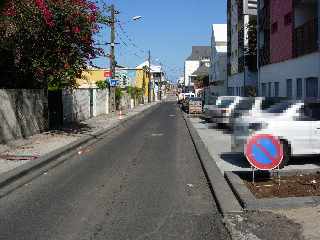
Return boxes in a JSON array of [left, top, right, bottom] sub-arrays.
[[232, 99, 320, 168], [229, 97, 287, 127]]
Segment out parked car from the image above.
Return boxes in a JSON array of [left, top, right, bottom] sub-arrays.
[[210, 96, 243, 126], [232, 99, 320, 168], [188, 97, 203, 114], [181, 97, 190, 112], [229, 97, 287, 128], [203, 96, 238, 122], [202, 95, 218, 120]]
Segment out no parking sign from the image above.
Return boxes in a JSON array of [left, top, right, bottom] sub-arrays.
[[245, 134, 284, 170]]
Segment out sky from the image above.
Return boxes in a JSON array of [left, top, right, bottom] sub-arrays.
[[92, 0, 227, 82]]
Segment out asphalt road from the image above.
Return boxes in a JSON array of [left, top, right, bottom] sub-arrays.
[[0, 102, 230, 240]]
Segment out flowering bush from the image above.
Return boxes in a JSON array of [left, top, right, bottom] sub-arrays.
[[0, 0, 103, 89]]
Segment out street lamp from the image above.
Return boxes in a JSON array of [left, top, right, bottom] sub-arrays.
[[132, 16, 142, 21]]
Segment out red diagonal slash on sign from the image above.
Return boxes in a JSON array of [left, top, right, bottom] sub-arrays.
[[253, 142, 277, 164], [245, 134, 284, 170]]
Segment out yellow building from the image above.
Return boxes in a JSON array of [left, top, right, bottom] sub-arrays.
[[134, 67, 150, 97], [76, 68, 108, 88]]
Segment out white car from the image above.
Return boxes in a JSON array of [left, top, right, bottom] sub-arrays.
[[210, 96, 243, 126], [232, 100, 320, 167], [202, 96, 218, 120], [204, 96, 240, 122], [229, 97, 286, 127]]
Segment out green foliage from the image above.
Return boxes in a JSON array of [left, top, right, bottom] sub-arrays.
[[96, 80, 107, 90], [115, 87, 123, 105], [126, 86, 143, 100], [0, 0, 103, 89]]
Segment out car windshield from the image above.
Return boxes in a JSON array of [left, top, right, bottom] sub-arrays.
[[217, 99, 234, 108], [235, 99, 255, 111], [261, 98, 287, 110], [265, 101, 295, 113]]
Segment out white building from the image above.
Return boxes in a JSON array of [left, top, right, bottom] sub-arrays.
[[209, 24, 228, 96], [184, 46, 211, 87]]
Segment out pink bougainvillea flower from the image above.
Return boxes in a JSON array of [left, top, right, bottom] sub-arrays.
[[3, 1, 17, 17], [72, 26, 81, 33], [34, 0, 55, 27]]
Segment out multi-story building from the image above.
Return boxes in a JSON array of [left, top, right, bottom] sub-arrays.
[[184, 46, 211, 87], [227, 0, 258, 96], [209, 24, 228, 96], [258, 0, 320, 99]]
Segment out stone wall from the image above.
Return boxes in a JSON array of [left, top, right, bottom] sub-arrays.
[[0, 89, 48, 143]]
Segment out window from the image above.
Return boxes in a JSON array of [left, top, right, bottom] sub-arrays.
[[296, 78, 302, 99], [271, 22, 278, 34], [218, 99, 234, 108], [262, 83, 267, 97], [306, 77, 318, 98], [284, 12, 292, 26], [286, 79, 292, 99], [274, 82, 279, 97], [268, 82, 272, 97], [305, 103, 320, 120], [265, 101, 295, 114]]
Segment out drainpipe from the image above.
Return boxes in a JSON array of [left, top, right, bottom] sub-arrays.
[[318, 1, 320, 86], [257, 0, 260, 97]]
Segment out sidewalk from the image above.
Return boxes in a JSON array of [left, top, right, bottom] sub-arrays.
[[187, 116, 319, 240], [0, 103, 157, 175]]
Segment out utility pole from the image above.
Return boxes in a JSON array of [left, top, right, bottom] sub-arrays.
[[159, 71, 162, 101], [110, 4, 116, 79], [148, 50, 151, 103], [109, 4, 117, 112]]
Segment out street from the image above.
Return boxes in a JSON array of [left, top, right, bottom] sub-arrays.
[[0, 102, 230, 240]]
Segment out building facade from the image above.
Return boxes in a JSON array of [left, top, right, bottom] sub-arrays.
[[184, 46, 211, 87], [258, 0, 320, 99], [209, 24, 228, 96], [227, 0, 258, 96], [136, 61, 166, 101]]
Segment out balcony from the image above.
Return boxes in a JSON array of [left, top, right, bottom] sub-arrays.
[[293, 18, 318, 58]]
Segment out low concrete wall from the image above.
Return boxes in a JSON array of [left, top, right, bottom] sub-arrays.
[[0, 89, 48, 143], [62, 88, 109, 123], [95, 89, 109, 116]]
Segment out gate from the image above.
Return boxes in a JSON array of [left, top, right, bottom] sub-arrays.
[[48, 90, 63, 129]]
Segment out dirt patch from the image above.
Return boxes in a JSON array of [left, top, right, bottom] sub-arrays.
[[244, 173, 320, 198]]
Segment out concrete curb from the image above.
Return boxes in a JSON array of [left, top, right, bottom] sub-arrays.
[[183, 113, 243, 216], [0, 103, 159, 192]]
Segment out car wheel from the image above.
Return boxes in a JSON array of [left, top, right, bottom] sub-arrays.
[[279, 140, 291, 169]]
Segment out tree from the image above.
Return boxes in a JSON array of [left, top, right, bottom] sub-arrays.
[[244, 16, 257, 71], [0, 0, 103, 89]]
